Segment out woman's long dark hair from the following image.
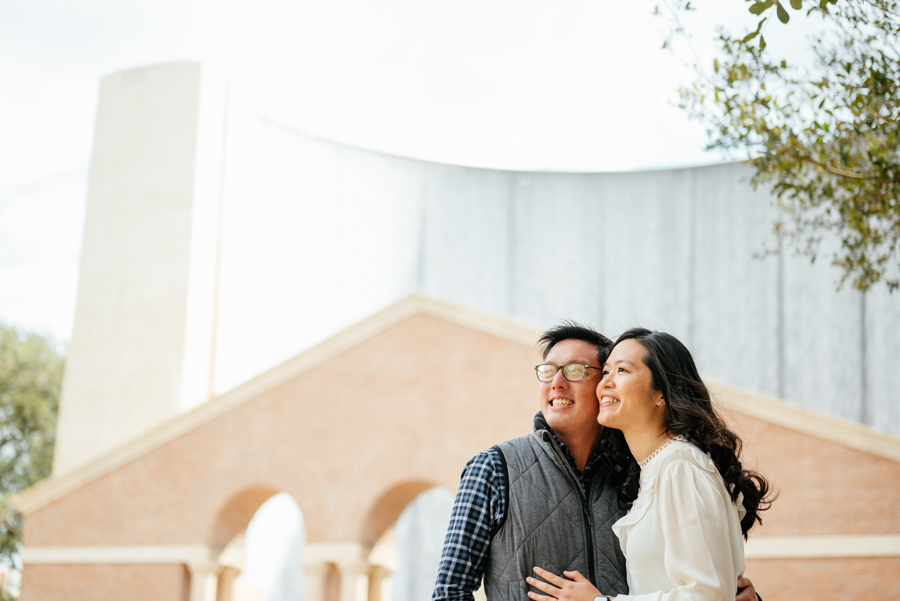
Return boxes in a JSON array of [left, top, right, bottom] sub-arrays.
[[597, 328, 774, 537]]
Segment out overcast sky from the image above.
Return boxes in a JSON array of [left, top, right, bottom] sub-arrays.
[[0, 0, 819, 342]]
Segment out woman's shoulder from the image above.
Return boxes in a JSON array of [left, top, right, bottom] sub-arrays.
[[656, 440, 747, 519], [648, 439, 718, 481]]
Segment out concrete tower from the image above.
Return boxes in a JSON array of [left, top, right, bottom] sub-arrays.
[[53, 62, 226, 475]]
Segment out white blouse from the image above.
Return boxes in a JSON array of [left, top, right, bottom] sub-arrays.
[[612, 440, 746, 601]]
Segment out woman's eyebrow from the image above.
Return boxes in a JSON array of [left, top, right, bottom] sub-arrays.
[[604, 359, 635, 367]]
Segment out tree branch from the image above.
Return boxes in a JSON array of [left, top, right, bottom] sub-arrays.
[[784, 150, 895, 183]]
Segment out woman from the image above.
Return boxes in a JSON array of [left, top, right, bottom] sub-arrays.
[[527, 328, 772, 601]]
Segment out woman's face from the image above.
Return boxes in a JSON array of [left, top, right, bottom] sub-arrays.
[[596, 339, 666, 436]]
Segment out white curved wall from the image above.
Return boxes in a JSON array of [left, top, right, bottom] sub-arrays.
[[215, 105, 899, 437]]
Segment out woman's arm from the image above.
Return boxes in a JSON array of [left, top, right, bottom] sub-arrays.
[[526, 567, 607, 601]]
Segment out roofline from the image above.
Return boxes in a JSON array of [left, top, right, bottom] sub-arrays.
[[707, 378, 900, 463], [14, 294, 900, 514], [13, 292, 542, 514]]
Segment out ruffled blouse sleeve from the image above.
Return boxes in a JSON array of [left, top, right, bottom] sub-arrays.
[[616, 456, 743, 601]]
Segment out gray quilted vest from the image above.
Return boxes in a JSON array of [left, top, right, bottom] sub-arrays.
[[483, 423, 628, 601]]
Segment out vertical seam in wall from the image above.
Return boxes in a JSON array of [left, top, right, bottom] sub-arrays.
[[776, 240, 785, 399], [207, 84, 229, 400], [595, 176, 604, 327], [860, 290, 868, 425], [686, 170, 697, 345], [507, 172, 517, 315], [415, 165, 430, 290]]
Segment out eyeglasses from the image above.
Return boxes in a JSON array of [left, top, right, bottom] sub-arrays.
[[534, 363, 603, 383]]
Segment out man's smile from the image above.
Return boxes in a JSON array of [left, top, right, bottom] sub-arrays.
[[549, 398, 574, 407]]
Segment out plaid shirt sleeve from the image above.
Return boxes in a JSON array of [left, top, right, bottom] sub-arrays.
[[432, 448, 506, 601]]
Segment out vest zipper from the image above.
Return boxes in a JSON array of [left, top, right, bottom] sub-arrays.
[[581, 489, 597, 586], [545, 434, 599, 587]]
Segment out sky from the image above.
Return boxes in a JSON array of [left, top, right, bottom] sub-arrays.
[[0, 0, 820, 342]]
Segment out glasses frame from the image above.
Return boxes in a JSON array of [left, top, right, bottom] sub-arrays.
[[534, 362, 603, 383]]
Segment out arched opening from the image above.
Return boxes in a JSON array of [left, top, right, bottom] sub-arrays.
[[391, 487, 454, 601], [210, 486, 281, 551], [233, 492, 306, 601], [366, 484, 454, 601], [208, 488, 306, 601], [360, 481, 436, 549]]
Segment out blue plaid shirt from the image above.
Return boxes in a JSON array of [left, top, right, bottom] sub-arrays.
[[432, 427, 607, 601]]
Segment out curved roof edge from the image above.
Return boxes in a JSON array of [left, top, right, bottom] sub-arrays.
[[241, 106, 747, 176]]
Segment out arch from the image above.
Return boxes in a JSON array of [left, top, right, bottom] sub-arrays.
[[209, 485, 281, 551], [360, 481, 438, 548]]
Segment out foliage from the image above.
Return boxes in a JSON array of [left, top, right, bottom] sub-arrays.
[[0, 325, 63, 569], [672, 0, 900, 291]]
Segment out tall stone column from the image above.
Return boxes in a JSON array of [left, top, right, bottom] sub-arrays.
[[53, 62, 228, 475]]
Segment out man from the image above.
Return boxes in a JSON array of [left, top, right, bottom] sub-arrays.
[[431, 323, 759, 601]]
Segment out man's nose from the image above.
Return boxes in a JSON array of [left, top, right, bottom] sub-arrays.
[[551, 369, 568, 387]]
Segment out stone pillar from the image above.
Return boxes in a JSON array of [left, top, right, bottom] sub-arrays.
[[338, 560, 371, 601], [368, 565, 393, 601], [303, 560, 331, 601], [303, 543, 377, 601], [188, 561, 221, 601], [216, 566, 241, 601]]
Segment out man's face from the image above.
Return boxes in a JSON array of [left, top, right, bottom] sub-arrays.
[[539, 339, 603, 437]]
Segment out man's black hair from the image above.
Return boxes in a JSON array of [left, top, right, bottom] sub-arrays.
[[537, 321, 613, 365]]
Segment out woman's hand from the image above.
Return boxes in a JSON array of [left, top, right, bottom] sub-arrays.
[[526, 567, 607, 601]]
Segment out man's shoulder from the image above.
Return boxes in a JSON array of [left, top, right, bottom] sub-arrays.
[[494, 432, 539, 451], [467, 433, 533, 463], [462, 433, 533, 481]]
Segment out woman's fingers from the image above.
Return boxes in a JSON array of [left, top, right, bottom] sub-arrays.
[[526, 576, 560, 595], [532, 566, 567, 586], [562, 571, 587, 583], [527, 592, 556, 601]]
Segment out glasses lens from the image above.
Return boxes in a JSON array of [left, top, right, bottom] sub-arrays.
[[535, 365, 557, 382], [563, 364, 586, 381]]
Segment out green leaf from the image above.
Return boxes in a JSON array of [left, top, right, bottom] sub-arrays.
[[790, 0, 802, 9], [749, 1, 774, 15], [742, 16, 767, 44], [777, 3, 790, 22]]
